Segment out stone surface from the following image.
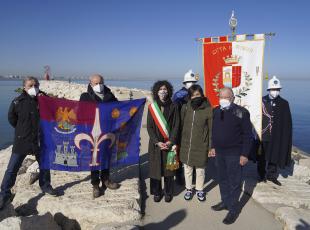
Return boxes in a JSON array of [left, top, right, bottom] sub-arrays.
[[242, 150, 310, 229], [0, 217, 21, 229], [275, 207, 310, 230]]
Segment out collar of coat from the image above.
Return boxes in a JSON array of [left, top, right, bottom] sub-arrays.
[[187, 98, 210, 110]]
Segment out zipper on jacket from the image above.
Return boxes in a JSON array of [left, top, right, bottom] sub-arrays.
[[187, 111, 195, 165]]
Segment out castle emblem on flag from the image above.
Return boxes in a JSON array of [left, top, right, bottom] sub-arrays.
[[54, 141, 78, 166], [222, 55, 242, 88], [55, 107, 77, 134]]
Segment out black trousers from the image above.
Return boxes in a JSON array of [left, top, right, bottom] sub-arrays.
[[0, 153, 51, 198], [91, 169, 110, 186], [150, 176, 174, 196], [257, 141, 278, 179], [216, 154, 242, 213]]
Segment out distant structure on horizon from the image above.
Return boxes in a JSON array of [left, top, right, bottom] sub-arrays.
[[44, 65, 51, 80]]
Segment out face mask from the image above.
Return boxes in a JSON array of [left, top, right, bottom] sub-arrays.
[[219, 99, 231, 109], [185, 82, 194, 89], [93, 84, 104, 93], [158, 89, 168, 101], [191, 97, 204, 110], [27, 87, 39, 97], [269, 90, 280, 99]]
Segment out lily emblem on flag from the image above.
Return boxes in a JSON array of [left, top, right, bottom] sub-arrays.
[[222, 55, 242, 88]]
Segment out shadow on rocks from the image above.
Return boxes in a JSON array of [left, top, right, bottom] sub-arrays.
[[296, 219, 310, 230], [54, 175, 90, 196], [54, 212, 81, 230], [141, 209, 186, 230], [15, 193, 45, 216]]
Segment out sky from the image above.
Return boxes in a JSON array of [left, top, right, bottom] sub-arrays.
[[0, 0, 309, 79]]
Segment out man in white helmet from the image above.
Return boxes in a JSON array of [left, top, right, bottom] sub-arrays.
[[257, 76, 292, 186], [172, 70, 199, 185], [173, 70, 199, 106]]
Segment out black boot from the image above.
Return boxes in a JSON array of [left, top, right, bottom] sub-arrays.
[[211, 201, 228, 211], [223, 211, 239, 224]]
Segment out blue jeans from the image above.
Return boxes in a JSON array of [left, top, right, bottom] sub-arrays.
[[216, 154, 242, 213], [0, 153, 51, 198]]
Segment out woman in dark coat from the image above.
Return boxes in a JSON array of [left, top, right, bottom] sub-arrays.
[[179, 85, 212, 202], [147, 80, 180, 203]]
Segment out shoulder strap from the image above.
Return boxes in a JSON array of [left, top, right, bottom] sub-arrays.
[[148, 102, 170, 141]]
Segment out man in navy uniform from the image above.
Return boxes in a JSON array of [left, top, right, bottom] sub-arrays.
[[209, 87, 252, 225], [257, 76, 292, 186]]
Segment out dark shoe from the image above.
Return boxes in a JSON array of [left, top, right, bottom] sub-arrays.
[[164, 195, 173, 203], [258, 176, 267, 183], [103, 179, 120, 190], [29, 172, 40, 185], [196, 190, 206, 202], [211, 201, 228, 211], [93, 185, 101, 199], [267, 178, 282, 186], [153, 194, 162, 202], [0, 194, 15, 210], [41, 185, 57, 196], [184, 189, 194, 201], [223, 211, 239, 225]]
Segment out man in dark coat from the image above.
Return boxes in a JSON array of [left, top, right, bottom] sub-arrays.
[[209, 87, 252, 225], [0, 77, 56, 210], [257, 76, 292, 186], [80, 74, 119, 199], [172, 69, 199, 185]]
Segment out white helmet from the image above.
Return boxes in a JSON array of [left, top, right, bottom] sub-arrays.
[[267, 76, 282, 90], [183, 69, 199, 83]]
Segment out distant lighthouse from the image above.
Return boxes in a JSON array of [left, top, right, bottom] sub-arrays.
[[44, 65, 51, 80]]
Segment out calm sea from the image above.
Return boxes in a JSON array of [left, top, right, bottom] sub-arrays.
[[0, 79, 309, 153]]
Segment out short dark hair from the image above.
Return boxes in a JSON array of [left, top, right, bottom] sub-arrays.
[[151, 80, 173, 101], [23, 76, 39, 87], [188, 84, 204, 97]]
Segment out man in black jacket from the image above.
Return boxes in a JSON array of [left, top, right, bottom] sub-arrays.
[[209, 87, 252, 225], [80, 74, 120, 198], [0, 77, 56, 210]]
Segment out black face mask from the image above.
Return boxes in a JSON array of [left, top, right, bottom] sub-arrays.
[[191, 97, 204, 110]]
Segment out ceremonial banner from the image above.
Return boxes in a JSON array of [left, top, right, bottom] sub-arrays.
[[38, 96, 146, 171], [203, 34, 265, 138]]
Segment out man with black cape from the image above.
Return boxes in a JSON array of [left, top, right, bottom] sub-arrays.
[[257, 76, 293, 186]]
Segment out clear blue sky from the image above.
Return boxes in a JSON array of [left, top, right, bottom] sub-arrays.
[[0, 0, 309, 79]]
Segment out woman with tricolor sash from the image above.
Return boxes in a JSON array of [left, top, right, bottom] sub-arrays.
[[179, 84, 212, 202], [147, 80, 180, 203]]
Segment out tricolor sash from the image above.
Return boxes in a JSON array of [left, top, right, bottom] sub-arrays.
[[148, 102, 170, 141]]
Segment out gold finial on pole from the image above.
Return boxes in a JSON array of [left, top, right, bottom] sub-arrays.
[[229, 10, 238, 37]]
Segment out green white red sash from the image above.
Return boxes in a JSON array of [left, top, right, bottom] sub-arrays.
[[148, 102, 170, 141]]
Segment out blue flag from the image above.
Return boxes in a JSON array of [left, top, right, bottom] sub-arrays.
[[38, 96, 145, 171]]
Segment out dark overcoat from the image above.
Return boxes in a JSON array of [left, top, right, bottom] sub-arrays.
[[8, 91, 44, 155], [262, 95, 292, 168], [147, 101, 180, 180]]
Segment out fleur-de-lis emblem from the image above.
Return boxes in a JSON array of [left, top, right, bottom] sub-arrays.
[[74, 108, 115, 166]]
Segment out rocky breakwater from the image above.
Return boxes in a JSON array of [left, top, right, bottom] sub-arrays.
[[0, 80, 152, 230], [242, 147, 310, 230]]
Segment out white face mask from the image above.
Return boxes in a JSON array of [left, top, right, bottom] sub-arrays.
[[93, 84, 104, 93], [27, 87, 39, 97], [269, 90, 280, 99], [219, 99, 231, 108], [158, 89, 168, 101], [185, 82, 194, 89]]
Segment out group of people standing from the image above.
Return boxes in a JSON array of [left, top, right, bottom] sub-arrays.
[[0, 71, 292, 226], [147, 71, 292, 224]]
